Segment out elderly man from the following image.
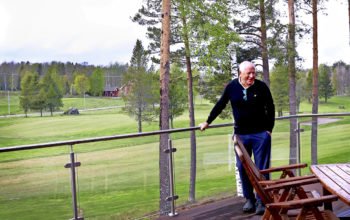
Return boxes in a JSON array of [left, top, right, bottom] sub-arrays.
[[199, 61, 275, 215]]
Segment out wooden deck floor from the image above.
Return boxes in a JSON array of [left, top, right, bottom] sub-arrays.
[[157, 184, 350, 220]]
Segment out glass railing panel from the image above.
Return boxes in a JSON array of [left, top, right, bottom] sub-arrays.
[[171, 127, 237, 207], [270, 126, 295, 178], [0, 147, 72, 220], [299, 115, 350, 166], [74, 139, 160, 219]]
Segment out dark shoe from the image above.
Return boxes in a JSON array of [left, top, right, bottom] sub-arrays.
[[255, 200, 265, 215], [243, 199, 255, 213]]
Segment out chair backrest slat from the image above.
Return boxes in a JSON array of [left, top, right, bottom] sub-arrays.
[[234, 136, 273, 205]]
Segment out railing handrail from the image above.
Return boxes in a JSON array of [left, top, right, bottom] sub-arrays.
[[275, 112, 350, 120], [0, 123, 233, 153], [1, 112, 350, 153]]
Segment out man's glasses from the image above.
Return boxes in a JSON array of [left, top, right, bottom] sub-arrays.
[[242, 89, 247, 101]]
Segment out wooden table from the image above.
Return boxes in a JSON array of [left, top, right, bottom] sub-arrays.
[[311, 164, 350, 212]]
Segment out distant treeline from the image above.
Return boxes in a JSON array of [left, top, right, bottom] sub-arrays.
[[0, 61, 129, 92]]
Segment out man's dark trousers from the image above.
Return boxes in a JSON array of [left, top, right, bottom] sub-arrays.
[[235, 131, 271, 201]]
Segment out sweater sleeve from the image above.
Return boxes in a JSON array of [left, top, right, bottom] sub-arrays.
[[206, 84, 230, 124], [264, 84, 275, 132]]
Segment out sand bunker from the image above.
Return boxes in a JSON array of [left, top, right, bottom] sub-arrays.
[[300, 118, 340, 126]]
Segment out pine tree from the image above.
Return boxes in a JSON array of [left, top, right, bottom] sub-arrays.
[[169, 64, 187, 128], [270, 65, 289, 116], [122, 40, 157, 133], [31, 86, 47, 117], [319, 64, 333, 103], [41, 68, 63, 116], [19, 71, 39, 117], [89, 68, 104, 96]]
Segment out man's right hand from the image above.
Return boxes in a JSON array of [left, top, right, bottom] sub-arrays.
[[198, 122, 209, 131]]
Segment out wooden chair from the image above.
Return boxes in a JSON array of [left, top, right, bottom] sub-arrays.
[[234, 136, 339, 220], [233, 135, 315, 181], [233, 135, 319, 202]]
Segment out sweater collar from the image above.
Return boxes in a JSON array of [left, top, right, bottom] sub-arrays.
[[238, 77, 254, 89]]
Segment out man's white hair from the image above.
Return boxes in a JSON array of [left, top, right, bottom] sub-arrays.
[[239, 61, 255, 73]]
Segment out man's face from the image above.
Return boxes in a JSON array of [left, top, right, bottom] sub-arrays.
[[239, 65, 256, 87]]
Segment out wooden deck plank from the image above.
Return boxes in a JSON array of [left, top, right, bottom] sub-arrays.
[[154, 184, 349, 219]]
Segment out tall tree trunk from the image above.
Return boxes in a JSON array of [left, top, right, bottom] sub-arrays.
[[186, 55, 197, 203], [170, 115, 174, 129], [311, 0, 319, 165], [159, 0, 171, 214], [287, 0, 298, 165], [259, 0, 270, 87], [178, 1, 197, 202], [183, 28, 197, 203], [138, 106, 142, 133]]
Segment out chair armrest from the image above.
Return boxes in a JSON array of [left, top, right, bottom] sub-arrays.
[[264, 177, 319, 192], [266, 195, 338, 209], [260, 163, 308, 174], [259, 175, 316, 186]]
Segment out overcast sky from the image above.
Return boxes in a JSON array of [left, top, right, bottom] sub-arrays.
[[0, 0, 349, 68]]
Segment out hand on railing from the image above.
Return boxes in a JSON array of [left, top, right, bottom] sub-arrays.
[[198, 122, 209, 131]]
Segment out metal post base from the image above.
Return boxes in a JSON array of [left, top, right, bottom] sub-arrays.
[[70, 217, 84, 220], [168, 212, 178, 217]]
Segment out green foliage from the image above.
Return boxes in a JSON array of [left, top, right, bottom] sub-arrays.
[[232, 0, 288, 64], [74, 74, 90, 96], [131, 1, 163, 63], [193, 0, 240, 75], [122, 68, 158, 132], [62, 74, 71, 95], [270, 65, 289, 116], [30, 87, 47, 117], [19, 71, 39, 117], [89, 68, 104, 96], [199, 71, 232, 120], [1, 61, 129, 96], [41, 69, 64, 116], [305, 70, 313, 102], [130, 39, 149, 68], [169, 64, 188, 128], [46, 65, 64, 96], [318, 64, 333, 103], [46, 84, 63, 116], [122, 40, 157, 132], [132, 0, 240, 125]]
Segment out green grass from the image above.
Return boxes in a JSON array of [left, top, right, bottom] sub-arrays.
[[299, 96, 350, 113], [0, 91, 124, 115], [0, 94, 350, 219], [0, 91, 22, 114]]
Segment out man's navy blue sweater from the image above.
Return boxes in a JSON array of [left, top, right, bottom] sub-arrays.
[[206, 78, 275, 134]]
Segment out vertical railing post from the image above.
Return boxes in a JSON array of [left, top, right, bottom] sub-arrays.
[[164, 139, 178, 217], [295, 120, 304, 176], [64, 145, 84, 220]]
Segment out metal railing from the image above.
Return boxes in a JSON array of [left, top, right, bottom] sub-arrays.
[[0, 123, 233, 220], [0, 123, 231, 153], [1, 112, 350, 219]]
